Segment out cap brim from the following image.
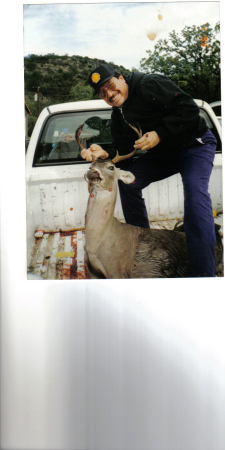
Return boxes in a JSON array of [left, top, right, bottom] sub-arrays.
[[95, 74, 114, 91]]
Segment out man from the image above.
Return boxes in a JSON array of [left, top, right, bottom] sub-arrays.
[[82, 64, 217, 277]]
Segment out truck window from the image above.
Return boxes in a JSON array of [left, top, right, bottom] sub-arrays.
[[33, 110, 112, 166], [33, 106, 221, 167]]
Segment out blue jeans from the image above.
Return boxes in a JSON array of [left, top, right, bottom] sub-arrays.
[[118, 129, 217, 277]]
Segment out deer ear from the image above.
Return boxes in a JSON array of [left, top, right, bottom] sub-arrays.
[[119, 170, 135, 184], [91, 155, 98, 162]]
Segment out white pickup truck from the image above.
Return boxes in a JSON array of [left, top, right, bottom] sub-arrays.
[[26, 99, 223, 279]]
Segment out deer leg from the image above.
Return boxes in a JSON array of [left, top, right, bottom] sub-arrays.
[[86, 258, 106, 279], [85, 253, 107, 279]]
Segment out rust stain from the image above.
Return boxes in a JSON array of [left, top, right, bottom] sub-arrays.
[[63, 262, 71, 279], [77, 265, 87, 279], [71, 232, 78, 279]]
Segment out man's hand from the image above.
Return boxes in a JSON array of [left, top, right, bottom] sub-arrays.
[[133, 131, 161, 151], [81, 144, 109, 161]]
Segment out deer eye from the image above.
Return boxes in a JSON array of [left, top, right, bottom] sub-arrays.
[[108, 166, 114, 171]]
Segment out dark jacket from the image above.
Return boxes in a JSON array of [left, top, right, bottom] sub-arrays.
[[108, 72, 208, 160]]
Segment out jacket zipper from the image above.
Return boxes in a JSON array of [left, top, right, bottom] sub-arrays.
[[119, 106, 128, 125]]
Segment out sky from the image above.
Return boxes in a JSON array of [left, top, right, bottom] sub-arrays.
[[23, 1, 220, 71]]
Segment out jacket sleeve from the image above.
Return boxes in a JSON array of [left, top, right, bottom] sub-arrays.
[[139, 75, 206, 147]]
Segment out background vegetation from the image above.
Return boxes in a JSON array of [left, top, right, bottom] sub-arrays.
[[25, 22, 220, 136]]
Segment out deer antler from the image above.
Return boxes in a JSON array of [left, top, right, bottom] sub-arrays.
[[75, 122, 142, 163], [112, 123, 142, 163], [75, 124, 85, 152]]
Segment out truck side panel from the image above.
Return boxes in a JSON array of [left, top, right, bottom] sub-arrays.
[[27, 157, 222, 232]]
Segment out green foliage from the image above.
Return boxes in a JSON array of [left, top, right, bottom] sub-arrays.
[[85, 117, 111, 142], [140, 22, 221, 103], [70, 83, 95, 101], [28, 115, 38, 136]]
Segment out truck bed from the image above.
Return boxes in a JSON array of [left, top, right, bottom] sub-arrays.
[[27, 216, 224, 279]]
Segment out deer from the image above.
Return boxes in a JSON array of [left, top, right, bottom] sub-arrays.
[[76, 125, 223, 279]]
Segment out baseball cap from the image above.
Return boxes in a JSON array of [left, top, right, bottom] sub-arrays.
[[88, 64, 116, 91]]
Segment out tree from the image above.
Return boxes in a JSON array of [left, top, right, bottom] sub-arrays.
[[25, 70, 43, 93], [70, 82, 96, 101], [140, 22, 220, 102]]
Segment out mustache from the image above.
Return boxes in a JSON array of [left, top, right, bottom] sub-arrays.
[[108, 91, 119, 102]]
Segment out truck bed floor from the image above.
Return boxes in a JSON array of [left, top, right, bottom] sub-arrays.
[[28, 229, 89, 280]]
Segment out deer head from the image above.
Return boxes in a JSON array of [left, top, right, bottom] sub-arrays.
[[84, 159, 135, 194]]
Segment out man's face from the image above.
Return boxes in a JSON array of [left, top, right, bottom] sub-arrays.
[[98, 75, 129, 107]]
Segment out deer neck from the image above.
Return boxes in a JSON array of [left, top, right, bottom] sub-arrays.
[[85, 188, 117, 239]]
